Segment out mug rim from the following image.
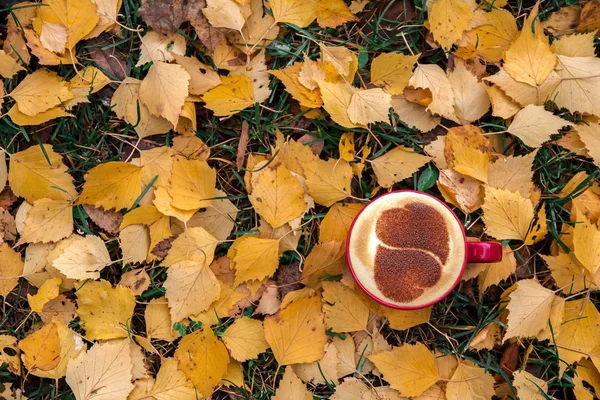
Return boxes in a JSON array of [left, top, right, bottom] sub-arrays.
[[345, 189, 468, 310]]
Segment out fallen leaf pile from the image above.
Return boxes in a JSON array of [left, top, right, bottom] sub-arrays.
[[1, 0, 600, 398]]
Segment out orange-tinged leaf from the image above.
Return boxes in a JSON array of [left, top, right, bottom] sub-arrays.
[[271, 62, 323, 108], [368, 343, 439, 397], [381, 306, 432, 330], [445, 127, 489, 183], [338, 132, 356, 162], [175, 328, 230, 397], [78, 161, 142, 211], [249, 162, 307, 228], [228, 235, 280, 285], [316, 0, 356, 28], [76, 279, 135, 340], [264, 295, 327, 365], [319, 203, 363, 243], [371, 146, 431, 188], [164, 260, 221, 323], [202, 74, 255, 116], [19, 322, 61, 373]]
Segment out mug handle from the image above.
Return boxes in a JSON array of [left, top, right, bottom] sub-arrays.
[[466, 242, 503, 263]]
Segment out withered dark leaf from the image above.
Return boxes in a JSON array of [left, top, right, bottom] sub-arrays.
[[82, 204, 124, 235]]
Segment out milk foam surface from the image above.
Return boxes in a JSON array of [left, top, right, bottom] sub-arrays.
[[348, 192, 466, 307]]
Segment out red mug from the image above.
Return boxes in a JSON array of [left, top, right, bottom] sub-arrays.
[[346, 190, 502, 310]]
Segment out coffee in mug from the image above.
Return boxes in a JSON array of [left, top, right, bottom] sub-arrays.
[[347, 191, 502, 309]]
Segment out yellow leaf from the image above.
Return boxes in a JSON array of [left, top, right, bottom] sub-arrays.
[[65, 340, 134, 400], [504, 279, 556, 341], [485, 68, 560, 108], [78, 161, 142, 211], [84, 0, 122, 39], [513, 370, 548, 400], [39, 0, 99, 48], [39, 20, 67, 54], [139, 61, 190, 126], [268, 0, 317, 27], [7, 104, 72, 126], [462, 9, 518, 63], [270, 62, 323, 108], [9, 69, 73, 116], [485, 85, 520, 119], [320, 44, 357, 80], [0, 335, 21, 375], [471, 245, 516, 291], [164, 260, 221, 323], [481, 186, 544, 242], [167, 156, 216, 211], [368, 343, 439, 397], [264, 295, 327, 365], [19, 199, 73, 244], [446, 361, 495, 400], [338, 132, 356, 162], [321, 281, 369, 332], [231, 0, 279, 54], [429, 0, 473, 50], [184, 189, 239, 241], [24, 29, 74, 66], [371, 53, 419, 95], [175, 328, 230, 397], [173, 54, 221, 95], [301, 240, 345, 288], [52, 235, 111, 280], [162, 226, 219, 267], [121, 205, 172, 253], [575, 123, 600, 168], [391, 95, 441, 132], [542, 253, 591, 294], [448, 63, 490, 124], [228, 235, 279, 285], [553, 32, 596, 57], [445, 128, 488, 183], [149, 357, 199, 399], [487, 152, 536, 198], [381, 306, 432, 330], [18, 322, 61, 373], [507, 105, 573, 148], [319, 203, 363, 243], [76, 279, 135, 340], [347, 88, 392, 125], [202, 74, 255, 116], [316, 0, 356, 28], [28, 277, 61, 312], [331, 378, 369, 399], [573, 210, 600, 275], [120, 224, 150, 264], [67, 65, 111, 101], [552, 55, 600, 116], [0, 242, 24, 298], [371, 146, 431, 188], [316, 80, 360, 128], [273, 367, 313, 400], [0, 49, 25, 78], [136, 31, 186, 67], [139, 146, 175, 188], [145, 296, 178, 342], [222, 316, 269, 362], [554, 298, 600, 372], [503, 25, 557, 86], [292, 340, 339, 384], [203, 0, 245, 30], [573, 359, 600, 400], [249, 162, 307, 228], [409, 64, 457, 122], [304, 158, 352, 206]]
